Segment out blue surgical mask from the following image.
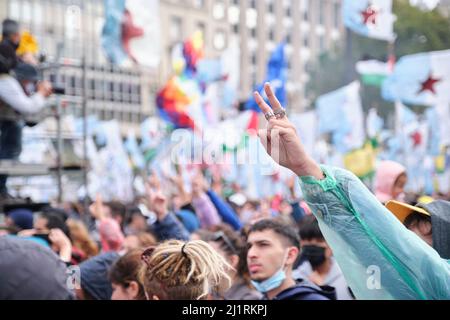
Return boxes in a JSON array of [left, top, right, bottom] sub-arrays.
[[251, 268, 286, 293], [250, 251, 288, 293]]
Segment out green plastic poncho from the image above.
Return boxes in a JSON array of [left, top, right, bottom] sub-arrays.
[[299, 165, 450, 300]]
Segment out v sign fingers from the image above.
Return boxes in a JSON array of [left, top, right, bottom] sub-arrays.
[[253, 91, 272, 115], [251, 86, 324, 180], [264, 82, 283, 112]]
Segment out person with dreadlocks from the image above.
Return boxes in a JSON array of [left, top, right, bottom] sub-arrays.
[[140, 240, 232, 300]]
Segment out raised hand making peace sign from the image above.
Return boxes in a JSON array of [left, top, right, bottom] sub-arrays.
[[253, 83, 324, 180]]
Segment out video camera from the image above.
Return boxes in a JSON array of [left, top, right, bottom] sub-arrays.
[[50, 81, 66, 95], [37, 53, 65, 95]]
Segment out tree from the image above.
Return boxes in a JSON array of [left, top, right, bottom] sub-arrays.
[[394, 0, 450, 57], [307, 0, 450, 118]]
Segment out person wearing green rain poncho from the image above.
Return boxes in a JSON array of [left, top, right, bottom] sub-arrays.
[[252, 83, 450, 300]]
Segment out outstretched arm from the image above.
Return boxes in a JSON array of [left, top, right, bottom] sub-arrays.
[[252, 83, 450, 300], [146, 175, 190, 241]]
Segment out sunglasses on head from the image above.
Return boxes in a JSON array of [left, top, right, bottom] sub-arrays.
[[141, 246, 156, 267], [212, 231, 238, 255]]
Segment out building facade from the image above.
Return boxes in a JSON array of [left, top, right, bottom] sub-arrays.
[[229, 0, 344, 110], [0, 0, 159, 134], [162, 0, 345, 111], [0, 0, 344, 130]]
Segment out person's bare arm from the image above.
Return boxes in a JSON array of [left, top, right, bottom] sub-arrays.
[[49, 228, 72, 263]]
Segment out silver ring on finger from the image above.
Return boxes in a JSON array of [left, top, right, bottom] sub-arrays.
[[274, 108, 286, 119], [265, 111, 276, 121]]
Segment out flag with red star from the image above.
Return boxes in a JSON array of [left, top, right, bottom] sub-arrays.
[[343, 0, 396, 41], [316, 81, 365, 153], [410, 131, 423, 147], [382, 50, 450, 106], [102, 0, 161, 68]]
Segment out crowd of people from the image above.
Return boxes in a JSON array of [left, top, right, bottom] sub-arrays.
[[0, 84, 449, 300], [1, 19, 449, 301], [0, 165, 341, 300]]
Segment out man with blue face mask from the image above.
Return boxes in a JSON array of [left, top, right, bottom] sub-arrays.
[[246, 219, 336, 300]]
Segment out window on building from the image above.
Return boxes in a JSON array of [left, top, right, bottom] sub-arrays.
[[170, 16, 183, 42], [251, 71, 257, 88], [8, 0, 21, 20], [334, 2, 340, 28], [251, 52, 257, 65], [286, 6, 291, 17], [318, 0, 325, 25], [95, 79, 104, 100], [228, 6, 240, 25], [319, 34, 325, 52], [214, 30, 227, 50], [268, 28, 275, 41], [65, 5, 82, 40], [196, 22, 206, 39], [193, 0, 205, 9], [286, 32, 292, 44], [301, 0, 309, 21], [213, 0, 226, 20], [246, 8, 258, 29], [303, 33, 309, 47], [268, 0, 274, 13]]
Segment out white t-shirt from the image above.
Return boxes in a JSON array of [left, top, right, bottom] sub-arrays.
[[0, 75, 46, 114]]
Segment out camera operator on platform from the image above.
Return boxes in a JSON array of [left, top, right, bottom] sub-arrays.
[[0, 19, 53, 200]]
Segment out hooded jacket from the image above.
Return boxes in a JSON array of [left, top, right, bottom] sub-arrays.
[[268, 279, 336, 301], [299, 165, 450, 300], [293, 259, 354, 300], [420, 200, 450, 260], [374, 161, 406, 203]]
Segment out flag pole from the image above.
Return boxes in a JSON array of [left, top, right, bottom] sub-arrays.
[[54, 41, 64, 204], [344, 27, 353, 84], [387, 40, 396, 72], [80, 2, 89, 213]]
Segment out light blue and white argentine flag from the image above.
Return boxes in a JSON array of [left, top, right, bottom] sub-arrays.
[[343, 0, 396, 41], [316, 81, 365, 153], [382, 50, 450, 106]]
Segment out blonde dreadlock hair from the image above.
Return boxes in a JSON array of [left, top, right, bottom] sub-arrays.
[[140, 240, 232, 300]]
